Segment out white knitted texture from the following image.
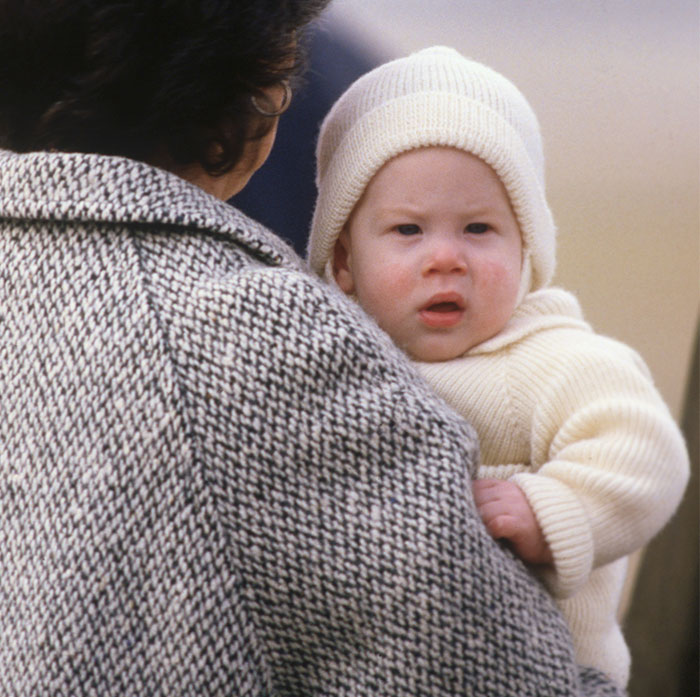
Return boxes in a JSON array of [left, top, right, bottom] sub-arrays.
[[308, 46, 556, 293], [417, 287, 690, 688]]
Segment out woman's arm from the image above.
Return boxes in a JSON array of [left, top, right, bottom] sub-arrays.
[[173, 262, 623, 696]]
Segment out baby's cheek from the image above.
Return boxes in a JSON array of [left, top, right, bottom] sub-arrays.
[[481, 258, 521, 294], [359, 266, 412, 330], [368, 262, 412, 298]]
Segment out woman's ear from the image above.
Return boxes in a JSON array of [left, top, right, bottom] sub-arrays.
[[332, 228, 355, 295]]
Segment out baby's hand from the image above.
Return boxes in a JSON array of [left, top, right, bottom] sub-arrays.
[[472, 479, 553, 566]]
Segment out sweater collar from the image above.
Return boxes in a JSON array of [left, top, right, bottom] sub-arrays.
[[0, 149, 299, 268], [465, 287, 591, 356]]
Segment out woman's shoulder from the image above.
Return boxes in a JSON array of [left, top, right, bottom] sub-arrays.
[[0, 149, 304, 269]]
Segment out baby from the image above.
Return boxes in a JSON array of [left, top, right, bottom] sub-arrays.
[[307, 46, 689, 688]]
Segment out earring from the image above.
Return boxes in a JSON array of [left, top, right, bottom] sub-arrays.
[[250, 81, 292, 117]]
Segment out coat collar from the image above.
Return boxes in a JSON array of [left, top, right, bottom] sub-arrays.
[[0, 149, 300, 268]]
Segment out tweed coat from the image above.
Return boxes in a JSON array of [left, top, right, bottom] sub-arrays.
[[0, 150, 623, 696]]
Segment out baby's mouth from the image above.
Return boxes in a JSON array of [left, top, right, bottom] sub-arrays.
[[426, 301, 462, 313], [419, 295, 465, 328]]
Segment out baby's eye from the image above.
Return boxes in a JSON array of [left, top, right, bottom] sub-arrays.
[[395, 224, 421, 236], [465, 222, 491, 234]]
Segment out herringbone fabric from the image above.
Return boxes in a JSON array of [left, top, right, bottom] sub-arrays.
[[0, 150, 623, 696]]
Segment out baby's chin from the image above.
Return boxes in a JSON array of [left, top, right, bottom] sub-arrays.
[[403, 339, 472, 363]]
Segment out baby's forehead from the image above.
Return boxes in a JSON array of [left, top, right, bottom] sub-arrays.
[[359, 147, 513, 205]]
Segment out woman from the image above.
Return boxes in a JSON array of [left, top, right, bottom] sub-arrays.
[[0, 2, 623, 695]]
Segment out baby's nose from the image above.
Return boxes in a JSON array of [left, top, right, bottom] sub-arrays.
[[423, 237, 468, 275]]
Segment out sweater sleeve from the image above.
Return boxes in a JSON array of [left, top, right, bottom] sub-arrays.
[[511, 333, 689, 599]]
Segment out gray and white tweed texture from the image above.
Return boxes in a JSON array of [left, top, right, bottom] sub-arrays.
[[0, 150, 624, 696]]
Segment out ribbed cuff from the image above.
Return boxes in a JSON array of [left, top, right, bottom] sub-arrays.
[[511, 472, 594, 598]]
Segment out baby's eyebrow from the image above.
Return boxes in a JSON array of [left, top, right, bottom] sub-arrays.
[[376, 204, 425, 216], [458, 202, 500, 216], [377, 203, 499, 218]]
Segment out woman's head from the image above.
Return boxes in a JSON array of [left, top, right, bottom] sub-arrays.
[[0, 0, 329, 178]]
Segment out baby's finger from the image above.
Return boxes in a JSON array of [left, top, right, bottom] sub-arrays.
[[483, 513, 519, 541], [475, 499, 511, 526], [472, 478, 503, 505]]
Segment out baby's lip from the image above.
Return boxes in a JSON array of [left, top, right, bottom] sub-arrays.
[[420, 292, 466, 313], [419, 292, 466, 328]]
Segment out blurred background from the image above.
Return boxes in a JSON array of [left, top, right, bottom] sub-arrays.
[[234, 3, 698, 694]]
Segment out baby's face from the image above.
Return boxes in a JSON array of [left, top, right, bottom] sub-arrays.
[[333, 147, 522, 362]]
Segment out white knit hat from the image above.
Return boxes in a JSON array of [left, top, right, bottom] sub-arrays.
[[307, 46, 556, 296]]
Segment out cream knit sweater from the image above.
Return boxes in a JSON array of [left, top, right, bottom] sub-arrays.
[[417, 287, 689, 687]]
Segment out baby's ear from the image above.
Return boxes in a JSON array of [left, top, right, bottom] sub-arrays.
[[332, 229, 355, 295]]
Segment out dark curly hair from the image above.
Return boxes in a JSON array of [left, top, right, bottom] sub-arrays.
[[0, 0, 330, 174]]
